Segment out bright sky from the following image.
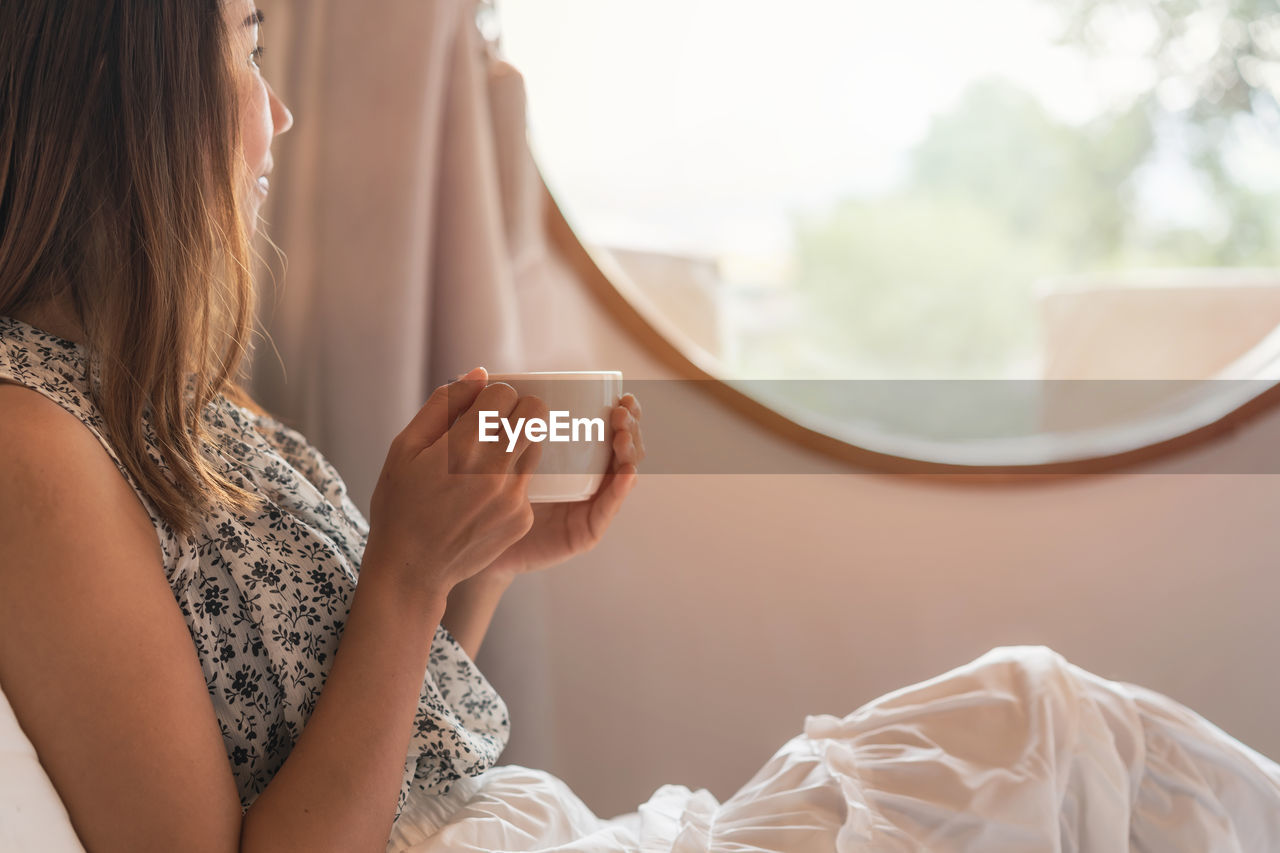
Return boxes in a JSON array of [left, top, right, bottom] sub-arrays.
[[496, 0, 1259, 263]]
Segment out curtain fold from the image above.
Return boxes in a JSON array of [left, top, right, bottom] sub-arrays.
[[249, 0, 565, 513]]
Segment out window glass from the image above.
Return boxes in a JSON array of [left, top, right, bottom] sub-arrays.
[[496, 0, 1280, 457]]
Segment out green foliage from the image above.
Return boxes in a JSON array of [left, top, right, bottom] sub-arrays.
[[1054, 0, 1279, 122], [908, 78, 1155, 267], [1053, 0, 1280, 256], [791, 193, 1052, 378], [759, 2, 1280, 382]]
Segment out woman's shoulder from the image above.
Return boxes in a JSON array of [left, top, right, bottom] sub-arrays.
[[0, 380, 161, 564], [0, 380, 151, 503], [0, 378, 99, 457], [0, 371, 133, 484]]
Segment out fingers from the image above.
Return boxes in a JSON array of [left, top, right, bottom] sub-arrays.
[[609, 396, 645, 467], [513, 438, 543, 480], [444, 368, 491, 431], [587, 463, 637, 540], [629, 396, 645, 462], [451, 381, 519, 450], [503, 394, 551, 472], [399, 367, 488, 454], [451, 383, 552, 474], [612, 428, 634, 469]]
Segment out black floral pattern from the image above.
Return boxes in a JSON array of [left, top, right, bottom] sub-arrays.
[[0, 315, 509, 819]]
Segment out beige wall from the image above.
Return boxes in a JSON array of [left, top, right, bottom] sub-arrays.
[[1041, 281, 1280, 380], [476, 250, 1280, 820]]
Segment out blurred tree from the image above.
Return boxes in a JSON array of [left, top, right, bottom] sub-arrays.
[[790, 192, 1053, 377], [908, 78, 1154, 267], [787, 79, 1153, 378], [773, 1, 1280, 382], [1054, 0, 1279, 120], [1052, 0, 1280, 260]]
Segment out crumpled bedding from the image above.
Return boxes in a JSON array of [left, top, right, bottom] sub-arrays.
[[386, 646, 1280, 852]]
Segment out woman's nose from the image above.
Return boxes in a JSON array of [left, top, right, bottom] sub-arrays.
[[268, 82, 294, 136]]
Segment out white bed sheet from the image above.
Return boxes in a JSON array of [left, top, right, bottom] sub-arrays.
[[0, 683, 85, 853], [386, 646, 1280, 853]]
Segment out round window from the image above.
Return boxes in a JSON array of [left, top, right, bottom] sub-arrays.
[[496, 0, 1280, 466]]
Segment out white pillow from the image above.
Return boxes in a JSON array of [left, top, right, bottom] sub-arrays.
[[0, 682, 85, 852]]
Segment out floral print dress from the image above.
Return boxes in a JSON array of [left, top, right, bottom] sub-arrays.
[[0, 314, 509, 822]]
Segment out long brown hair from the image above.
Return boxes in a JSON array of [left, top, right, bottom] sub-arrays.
[[0, 0, 266, 535]]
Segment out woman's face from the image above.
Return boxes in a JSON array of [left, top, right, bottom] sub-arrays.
[[225, 0, 293, 238]]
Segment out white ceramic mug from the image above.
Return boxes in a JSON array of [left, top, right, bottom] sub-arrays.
[[483, 371, 624, 502]]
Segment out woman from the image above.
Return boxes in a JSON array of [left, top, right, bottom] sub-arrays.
[[2, 2, 1279, 852], [0, 0, 644, 849]]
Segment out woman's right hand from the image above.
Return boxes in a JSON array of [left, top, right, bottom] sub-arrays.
[[363, 366, 548, 608]]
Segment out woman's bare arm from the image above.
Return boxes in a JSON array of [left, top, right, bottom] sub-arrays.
[[0, 384, 245, 851], [441, 571, 514, 660], [240, 543, 447, 852], [0, 384, 448, 853]]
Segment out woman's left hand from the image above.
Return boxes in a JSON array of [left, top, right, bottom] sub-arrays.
[[479, 393, 645, 581]]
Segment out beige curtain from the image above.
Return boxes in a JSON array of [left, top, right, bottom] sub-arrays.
[[248, 0, 587, 513]]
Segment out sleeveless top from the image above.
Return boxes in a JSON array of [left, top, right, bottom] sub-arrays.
[[0, 314, 510, 820]]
